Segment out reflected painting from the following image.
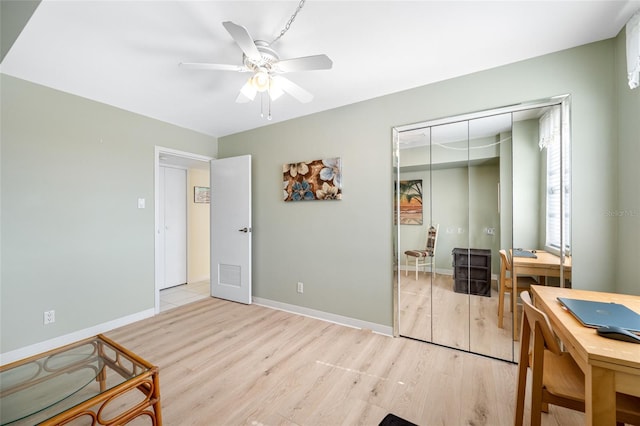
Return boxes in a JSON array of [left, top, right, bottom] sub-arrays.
[[283, 157, 342, 201], [399, 179, 423, 224]]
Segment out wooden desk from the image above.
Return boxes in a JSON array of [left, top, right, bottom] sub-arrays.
[[530, 285, 640, 426], [511, 251, 571, 339]]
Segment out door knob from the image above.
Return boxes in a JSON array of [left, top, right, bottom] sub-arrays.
[[238, 227, 249, 233]]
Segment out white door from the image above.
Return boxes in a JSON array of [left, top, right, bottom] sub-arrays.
[[210, 155, 252, 304], [160, 166, 187, 290]]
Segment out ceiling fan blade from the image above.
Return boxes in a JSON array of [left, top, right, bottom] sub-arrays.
[[269, 80, 285, 101], [236, 80, 257, 103], [275, 54, 333, 73], [271, 76, 313, 103], [179, 62, 247, 72], [222, 21, 261, 62]]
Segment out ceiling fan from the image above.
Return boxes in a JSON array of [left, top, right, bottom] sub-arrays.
[[180, 21, 333, 106]]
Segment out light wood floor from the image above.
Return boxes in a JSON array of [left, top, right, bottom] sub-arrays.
[[399, 272, 517, 361], [105, 297, 585, 425]]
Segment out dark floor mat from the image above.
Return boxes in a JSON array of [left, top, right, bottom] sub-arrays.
[[379, 413, 418, 426]]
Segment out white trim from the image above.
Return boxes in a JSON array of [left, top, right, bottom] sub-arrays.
[[0, 308, 154, 366], [160, 163, 188, 171], [156, 146, 215, 163], [253, 297, 393, 336], [398, 265, 453, 276], [154, 146, 214, 314]]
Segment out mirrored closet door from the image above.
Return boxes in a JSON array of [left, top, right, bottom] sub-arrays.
[[430, 121, 470, 351], [393, 96, 572, 362]]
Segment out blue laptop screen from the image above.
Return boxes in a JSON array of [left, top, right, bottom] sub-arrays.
[[557, 297, 640, 333]]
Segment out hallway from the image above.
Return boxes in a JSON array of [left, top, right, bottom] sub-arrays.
[[159, 280, 209, 312]]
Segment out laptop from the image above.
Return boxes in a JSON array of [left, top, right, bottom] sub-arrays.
[[513, 249, 537, 258], [557, 297, 640, 333]]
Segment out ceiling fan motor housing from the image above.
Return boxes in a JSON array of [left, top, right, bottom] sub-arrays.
[[244, 40, 279, 72]]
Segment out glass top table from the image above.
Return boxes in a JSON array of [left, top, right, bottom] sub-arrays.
[[0, 334, 161, 425]]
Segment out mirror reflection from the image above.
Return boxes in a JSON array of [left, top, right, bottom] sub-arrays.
[[394, 97, 571, 362], [430, 121, 470, 351]]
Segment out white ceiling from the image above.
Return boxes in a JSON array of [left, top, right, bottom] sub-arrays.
[[2, 0, 639, 138]]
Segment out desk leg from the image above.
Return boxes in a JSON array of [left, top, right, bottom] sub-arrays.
[[585, 365, 616, 425]]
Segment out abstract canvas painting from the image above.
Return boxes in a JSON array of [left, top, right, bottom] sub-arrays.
[[398, 179, 423, 224], [283, 157, 342, 201]]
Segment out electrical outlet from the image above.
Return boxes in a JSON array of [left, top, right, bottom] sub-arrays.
[[297, 282, 304, 293], [44, 310, 55, 325]]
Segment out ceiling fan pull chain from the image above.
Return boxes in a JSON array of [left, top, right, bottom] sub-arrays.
[[270, 0, 306, 45], [260, 92, 264, 118]]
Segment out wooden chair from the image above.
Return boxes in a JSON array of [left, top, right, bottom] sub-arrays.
[[515, 290, 640, 426], [404, 224, 438, 280], [497, 249, 537, 330]]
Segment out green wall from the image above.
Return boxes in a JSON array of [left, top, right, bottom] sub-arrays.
[[220, 35, 639, 330], [398, 163, 500, 275], [615, 27, 640, 295], [1, 75, 217, 353], [512, 119, 542, 250], [218, 105, 393, 325]]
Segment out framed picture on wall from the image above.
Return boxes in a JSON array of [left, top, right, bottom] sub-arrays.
[[283, 157, 342, 202], [398, 179, 423, 225], [194, 186, 210, 203]]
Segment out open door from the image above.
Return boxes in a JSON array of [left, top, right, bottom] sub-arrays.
[[210, 155, 252, 304], [159, 166, 187, 290]]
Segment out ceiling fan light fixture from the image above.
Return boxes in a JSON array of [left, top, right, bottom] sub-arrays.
[[239, 79, 258, 101], [251, 68, 271, 92]]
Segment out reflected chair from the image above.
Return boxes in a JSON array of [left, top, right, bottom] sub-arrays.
[[497, 249, 537, 331], [404, 224, 438, 280], [514, 291, 640, 426]]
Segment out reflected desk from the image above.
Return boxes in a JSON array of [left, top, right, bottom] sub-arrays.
[[0, 334, 162, 425], [530, 285, 640, 426], [511, 251, 571, 339]]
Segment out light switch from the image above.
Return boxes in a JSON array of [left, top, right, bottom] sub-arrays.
[[137, 198, 145, 209]]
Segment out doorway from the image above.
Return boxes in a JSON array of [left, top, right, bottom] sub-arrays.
[[154, 147, 214, 313], [159, 165, 187, 290]]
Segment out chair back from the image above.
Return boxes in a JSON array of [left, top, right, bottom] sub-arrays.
[[520, 291, 562, 356], [425, 224, 438, 256], [498, 249, 511, 273]]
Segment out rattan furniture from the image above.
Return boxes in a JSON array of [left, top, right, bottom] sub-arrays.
[[0, 334, 161, 425]]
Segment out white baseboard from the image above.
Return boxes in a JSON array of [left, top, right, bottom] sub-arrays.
[[0, 308, 155, 366], [398, 266, 453, 276], [398, 267, 499, 282], [253, 297, 393, 336]]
